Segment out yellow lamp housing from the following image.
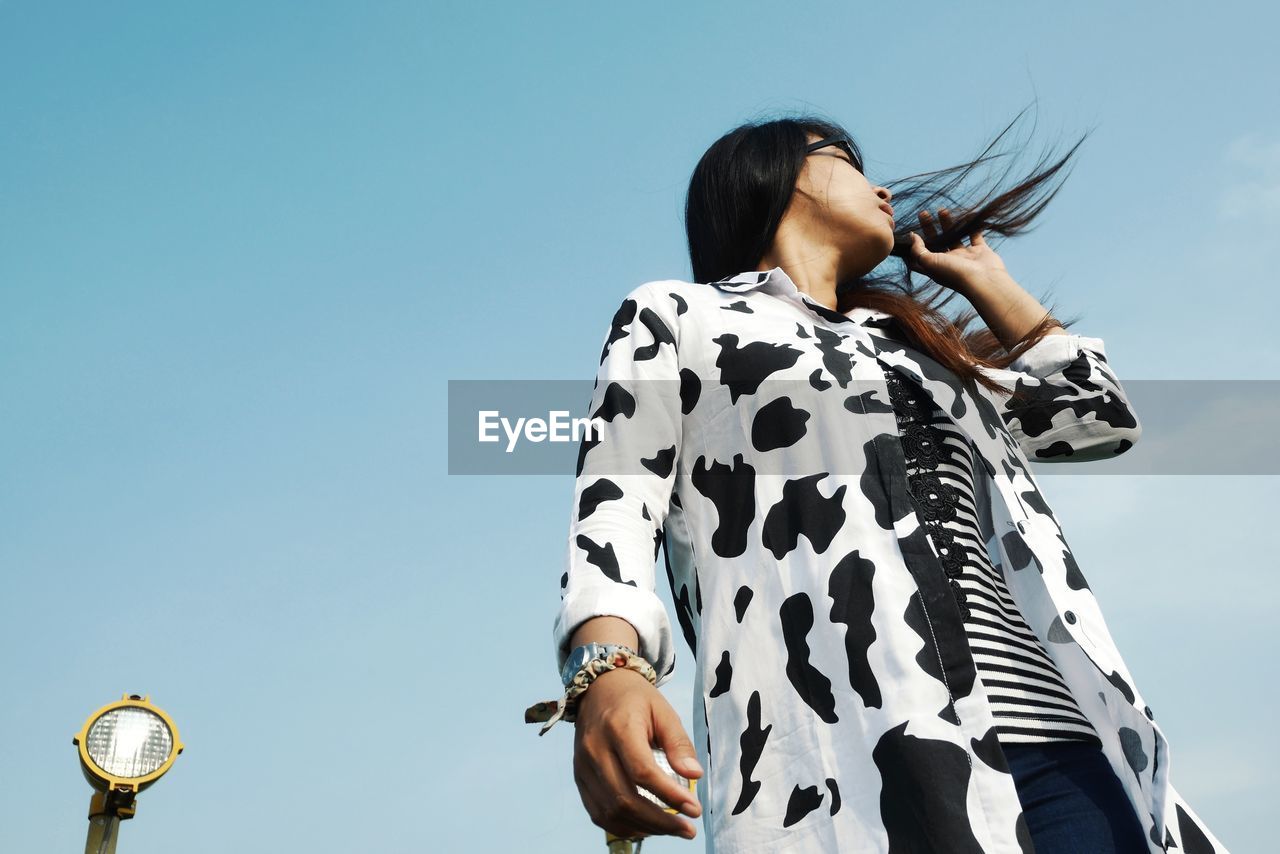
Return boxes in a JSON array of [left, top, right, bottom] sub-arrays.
[[73, 694, 184, 796]]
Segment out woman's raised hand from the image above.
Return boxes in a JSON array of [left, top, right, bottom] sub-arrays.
[[906, 208, 1009, 294], [572, 667, 705, 841]]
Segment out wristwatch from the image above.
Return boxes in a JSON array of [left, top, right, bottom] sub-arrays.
[[560, 642, 640, 688]]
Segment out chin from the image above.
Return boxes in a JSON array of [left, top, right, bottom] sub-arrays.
[[840, 227, 895, 276]]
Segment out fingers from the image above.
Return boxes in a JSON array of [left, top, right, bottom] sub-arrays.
[[938, 208, 965, 250], [572, 684, 701, 841], [917, 209, 940, 244], [575, 745, 647, 840], [651, 696, 704, 781], [615, 734, 700, 821], [917, 209, 957, 252], [578, 742, 701, 839], [907, 232, 929, 265], [615, 740, 700, 833], [920, 208, 982, 250]]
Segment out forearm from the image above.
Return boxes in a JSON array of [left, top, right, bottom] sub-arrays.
[[570, 615, 641, 651], [960, 270, 1068, 352]]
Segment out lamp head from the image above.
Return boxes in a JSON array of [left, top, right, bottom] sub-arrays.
[[73, 694, 183, 794]]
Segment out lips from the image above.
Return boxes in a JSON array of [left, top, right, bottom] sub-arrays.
[[880, 203, 895, 219]]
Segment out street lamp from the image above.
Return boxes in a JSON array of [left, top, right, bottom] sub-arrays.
[[72, 694, 183, 854]]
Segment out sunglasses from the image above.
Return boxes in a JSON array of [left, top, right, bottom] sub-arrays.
[[806, 136, 864, 173]]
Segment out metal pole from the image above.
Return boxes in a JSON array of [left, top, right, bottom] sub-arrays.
[[84, 790, 132, 854], [84, 813, 120, 854]]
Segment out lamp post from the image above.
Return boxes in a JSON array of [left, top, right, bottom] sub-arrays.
[[72, 694, 183, 854]]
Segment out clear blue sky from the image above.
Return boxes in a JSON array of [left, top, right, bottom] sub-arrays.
[[1, 2, 1273, 851]]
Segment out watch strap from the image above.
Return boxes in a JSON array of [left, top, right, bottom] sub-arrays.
[[526, 646, 658, 735], [559, 641, 639, 687]]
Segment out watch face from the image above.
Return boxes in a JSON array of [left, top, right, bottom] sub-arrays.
[[562, 646, 593, 683]]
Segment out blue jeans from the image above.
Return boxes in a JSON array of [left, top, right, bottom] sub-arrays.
[[1003, 739, 1151, 854]]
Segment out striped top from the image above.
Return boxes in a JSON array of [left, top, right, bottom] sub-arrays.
[[883, 366, 1102, 747]]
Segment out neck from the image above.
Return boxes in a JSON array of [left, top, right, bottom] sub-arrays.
[[757, 232, 843, 310]]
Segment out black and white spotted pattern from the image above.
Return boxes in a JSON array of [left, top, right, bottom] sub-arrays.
[[552, 267, 1227, 853]]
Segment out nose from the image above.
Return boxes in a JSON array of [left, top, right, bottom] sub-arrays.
[[876, 187, 892, 202]]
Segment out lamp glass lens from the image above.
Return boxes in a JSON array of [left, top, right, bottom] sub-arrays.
[[85, 707, 173, 778]]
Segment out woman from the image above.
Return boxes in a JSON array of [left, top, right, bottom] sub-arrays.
[[547, 112, 1229, 853]]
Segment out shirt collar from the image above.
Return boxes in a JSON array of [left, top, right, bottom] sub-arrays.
[[708, 266, 897, 328]]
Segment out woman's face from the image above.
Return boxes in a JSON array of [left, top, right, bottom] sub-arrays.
[[795, 132, 896, 277]]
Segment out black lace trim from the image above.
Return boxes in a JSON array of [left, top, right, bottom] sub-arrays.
[[885, 370, 972, 620]]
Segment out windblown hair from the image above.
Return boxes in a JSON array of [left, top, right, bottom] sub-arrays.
[[683, 102, 1090, 398]]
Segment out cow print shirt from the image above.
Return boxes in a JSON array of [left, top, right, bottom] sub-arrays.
[[552, 267, 1229, 853]]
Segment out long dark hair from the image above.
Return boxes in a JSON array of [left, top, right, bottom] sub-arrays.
[[684, 103, 1090, 397]]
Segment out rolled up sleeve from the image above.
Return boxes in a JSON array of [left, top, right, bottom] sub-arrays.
[[552, 282, 683, 687], [979, 332, 1142, 463]]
